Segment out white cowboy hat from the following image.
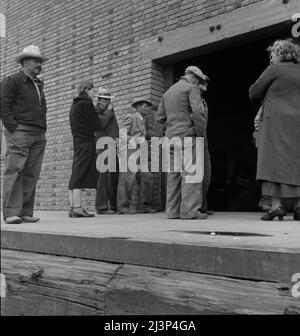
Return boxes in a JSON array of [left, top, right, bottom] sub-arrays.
[[97, 87, 114, 99], [185, 65, 209, 81], [15, 45, 48, 64]]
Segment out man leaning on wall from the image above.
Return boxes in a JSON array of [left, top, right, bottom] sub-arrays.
[[1, 45, 48, 224]]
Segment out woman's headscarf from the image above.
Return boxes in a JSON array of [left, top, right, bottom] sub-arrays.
[[77, 80, 94, 97]]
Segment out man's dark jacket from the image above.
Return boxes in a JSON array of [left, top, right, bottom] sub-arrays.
[[95, 106, 119, 140], [1, 71, 47, 132]]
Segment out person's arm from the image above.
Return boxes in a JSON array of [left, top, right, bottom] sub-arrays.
[[84, 101, 103, 131], [155, 98, 167, 136], [249, 65, 277, 108], [188, 85, 206, 136], [97, 108, 114, 128], [123, 114, 133, 137], [1, 77, 19, 132]]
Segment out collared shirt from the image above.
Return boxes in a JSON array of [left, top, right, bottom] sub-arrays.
[[22, 70, 42, 104]]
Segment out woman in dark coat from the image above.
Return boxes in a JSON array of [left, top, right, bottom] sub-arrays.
[[249, 39, 300, 221], [68, 81, 111, 217]]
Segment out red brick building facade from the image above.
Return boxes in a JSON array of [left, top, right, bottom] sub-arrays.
[[0, 0, 299, 211]]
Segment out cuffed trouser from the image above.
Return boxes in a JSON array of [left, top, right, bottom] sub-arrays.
[[201, 137, 211, 211], [95, 168, 119, 211], [166, 138, 203, 219], [2, 125, 46, 219], [117, 171, 153, 211]]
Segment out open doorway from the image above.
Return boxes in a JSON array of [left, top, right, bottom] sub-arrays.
[[172, 37, 275, 211]]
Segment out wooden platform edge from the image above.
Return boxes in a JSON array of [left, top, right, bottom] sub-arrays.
[[1, 249, 300, 315], [1, 230, 300, 283]]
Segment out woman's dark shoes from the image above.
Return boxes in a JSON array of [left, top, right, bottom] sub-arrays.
[[82, 209, 95, 217], [294, 207, 300, 221], [71, 207, 95, 218], [261, 207, 286, 221]]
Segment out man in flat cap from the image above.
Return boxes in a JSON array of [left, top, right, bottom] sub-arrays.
[[1, 45, 48, 224], [156, 66, 208, 220], [95, 87, 119, 214], [117, 98, 156, 214]]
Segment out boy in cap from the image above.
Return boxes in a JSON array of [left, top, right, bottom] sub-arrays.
[[1, 45, 48, 224], [117, 99, 156, 214]]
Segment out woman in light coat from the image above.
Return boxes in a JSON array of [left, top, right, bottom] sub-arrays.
[[249, 39, 300, 221]]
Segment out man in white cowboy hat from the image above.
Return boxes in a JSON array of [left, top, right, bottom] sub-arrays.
[[117, 98, 156, 214], [95, 87, 119, 214], [156, 65, 208, 220], [1, 45, 48, 224]]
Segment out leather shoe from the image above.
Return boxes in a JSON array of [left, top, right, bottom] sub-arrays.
[[261, 207, 286, 221], [96, 209, 115, 215], [118, 208, 137, 215], [20, 216, 40, 223], [294, 207, 300, 221], [5, 216, 22, 224], [71, 208, 95, 218], [137, 207, 156, 214], [182, 213, 208, 220], [191, 213, 208, 220], [200, 209, 214, 215]]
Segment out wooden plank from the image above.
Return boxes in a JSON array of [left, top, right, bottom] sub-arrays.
[[1, 249, 299, 315], [106, 265, 300, 315], [140, 0, 300, 61], [1, 249, 120, 316], [2, 230, 300, 282]]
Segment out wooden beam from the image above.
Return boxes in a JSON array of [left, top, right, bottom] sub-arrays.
[[140, 0, 300, 61], [2, 230, 300, 282], [1, 249, 299, 315]]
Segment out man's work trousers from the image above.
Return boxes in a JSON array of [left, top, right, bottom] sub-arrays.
[[95, 168, 119, 211], [2, 125, 46, 219], [117, 171, 153, 212], [166, 138, 204, 219], [201, 137, 211, 211]]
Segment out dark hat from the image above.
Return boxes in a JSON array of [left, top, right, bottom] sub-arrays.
[[131, 98, 152, 108]]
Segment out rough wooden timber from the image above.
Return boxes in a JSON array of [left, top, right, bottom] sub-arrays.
[[2, 210, 300, 283], [1, 249, 299, 315]]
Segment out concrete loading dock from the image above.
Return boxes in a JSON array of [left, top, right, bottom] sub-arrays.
[[1, 211, 300, 315]]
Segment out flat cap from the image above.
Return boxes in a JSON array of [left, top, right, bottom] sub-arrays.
[[185, 65, 208, 81]]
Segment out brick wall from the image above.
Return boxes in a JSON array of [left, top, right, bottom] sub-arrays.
[[0, 0, 264, 211]]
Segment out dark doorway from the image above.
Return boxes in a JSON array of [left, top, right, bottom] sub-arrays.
[[173, 38, 272, 211]]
